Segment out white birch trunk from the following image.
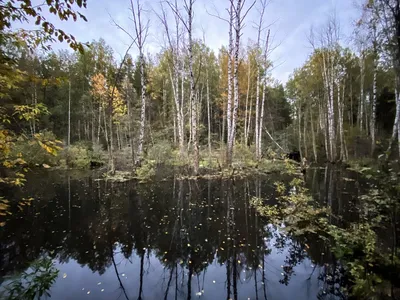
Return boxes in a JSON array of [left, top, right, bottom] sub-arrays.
[[310, 109, 318, 162], [207, 70, 211, 159], [371, 58, 377, 154], [226, 1, 234, 157], [338, 81, 345, 161], [186, 0, 198, 174], [227, 0, 242, 165], [255, 68, 260, 159], [68, 80, 71, 146], [359, 55, 365, 132], [244, 60, 251, 145], [258, 79, 266, 158], [136, 53, 146, 166]]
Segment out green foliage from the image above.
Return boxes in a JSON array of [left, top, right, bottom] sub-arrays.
[[13, 104, 50, 122], [135, 160, 156, 182], [10, 131, 60, 167], [1, 257, 59, 300], [63, 142, 104, 169], [251, 162, 400, 298], [232, 143, 256, 167], [146, 140, 173, 164], [0, 0, 87, 53]]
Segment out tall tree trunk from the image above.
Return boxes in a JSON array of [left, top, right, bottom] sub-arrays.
[[244, 60, 251, 145], [130, 0, 148, 168], [246, 93, 253, 147], [371, 56, 377, 155], [310, 109, 318, 162], [303, 107, 308, 159], [257, 29, 270, 159], [228, 0, 242, 166], [359, 54, 365, 133], [226, 1, 234, 163], [338, 81, 345, 161], [298, 102, 302, 158], [127, 90, 135, 166], [32, 82, 37, 135], [207, 70, 211, 160], [136, 53, 146, 167], [169, 67, 184, 155], [108, 107, 115, 174], [68, 80, 71, 146], [97, 106, 101, 144], [254, 68, 260, 159], [186, 0, 198, 174], [258, 79, 266, 159]]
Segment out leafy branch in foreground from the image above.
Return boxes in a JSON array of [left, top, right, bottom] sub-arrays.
[[1, 257, 59, 300]]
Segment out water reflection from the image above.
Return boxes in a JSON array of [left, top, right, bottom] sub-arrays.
[[0, 169, 354, 299]]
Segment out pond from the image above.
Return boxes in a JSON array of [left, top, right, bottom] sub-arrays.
[[0, 167, 382, 299]]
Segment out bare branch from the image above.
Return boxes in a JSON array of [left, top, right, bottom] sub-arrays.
[[205, 1, 230, 23], [166, 0, 190, 32]]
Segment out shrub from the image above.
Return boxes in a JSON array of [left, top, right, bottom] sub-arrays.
[[146, 140, 173, 164], [64, 142, 105, 169], [232, 143, 256, 167], [10, 131, 60, 167], [135, 160, 156, 181]]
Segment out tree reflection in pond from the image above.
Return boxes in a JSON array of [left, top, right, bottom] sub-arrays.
[[0, 167, 383, 299]]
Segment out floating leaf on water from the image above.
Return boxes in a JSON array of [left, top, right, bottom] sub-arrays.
[[101, 289, 104, 292], [63, 273, 67, 278], [87, 291, 91, 295], [97, 282, 101, 285], [213, 280, 216, 283]]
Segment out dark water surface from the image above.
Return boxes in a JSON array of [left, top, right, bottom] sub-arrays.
[[0, 168, 364, 300]]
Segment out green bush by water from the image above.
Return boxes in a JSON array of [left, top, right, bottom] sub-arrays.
[[63, 142, 105, 169]]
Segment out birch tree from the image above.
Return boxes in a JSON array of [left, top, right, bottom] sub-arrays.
[[371, 0, 400, 159], [258, 29, 270, 159], [158, 1, 185, 156], [168, 0, 198, 173], [226, 0, 255, 165], [130, 0, 149, 167]]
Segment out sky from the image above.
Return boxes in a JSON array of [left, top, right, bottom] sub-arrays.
[[20, 0, 361, 84]]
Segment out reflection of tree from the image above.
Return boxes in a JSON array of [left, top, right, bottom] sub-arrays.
[[0, 172, 347, 299]]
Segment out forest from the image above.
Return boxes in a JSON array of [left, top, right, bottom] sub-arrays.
[[0, 0, 400, 299], [1, 0, 398, 177]]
